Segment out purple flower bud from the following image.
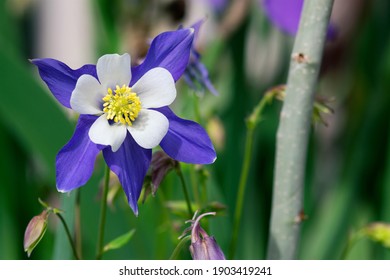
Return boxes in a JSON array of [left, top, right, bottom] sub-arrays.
[[182, 20, 219, 96], [24, 211, 49, 257], [189, 212, 226, 260], [151, 151, 178, 194], [206, 0, 229, 13]]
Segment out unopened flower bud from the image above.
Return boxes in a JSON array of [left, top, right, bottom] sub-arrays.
[[24, 210, 49, 257], [363, 222, 390, 248], [188, 212, 225, 260], [151, 151, 178, 194]]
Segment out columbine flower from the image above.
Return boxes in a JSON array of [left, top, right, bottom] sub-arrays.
[[183, 20, 218, 96], [181, 211, 225, 260], [32, 28, 216, 215], [261, 0, 337, 38]]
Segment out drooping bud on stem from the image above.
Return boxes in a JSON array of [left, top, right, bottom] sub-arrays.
[[188, 212, 225, 260], [151, 150, 178, 194], [24, 210, 49, 257]]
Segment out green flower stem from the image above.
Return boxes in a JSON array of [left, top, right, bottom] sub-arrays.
[[55, 213, 80, 260], [96, 165, 110, 260], [155, 187, 174, 258], [198, 168, 208, 210], [340, 230, 364, 260], [75, 188, 83, 259], [192, 92, 202, 126], [266, 0, 334, 259], [169, 235, 191, 260], [229, 94, 271, 260], [52, 194, 76, 259], [176, 164, 194, 218], [191, 92, 206, 208], [190, 166, 201, 208]]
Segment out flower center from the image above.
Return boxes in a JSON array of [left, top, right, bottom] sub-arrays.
[[102, 85, 141, 126]]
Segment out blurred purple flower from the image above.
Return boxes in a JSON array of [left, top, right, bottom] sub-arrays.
[[32, 28, 216, 216], [183, 20, 218, 96], [205, 0, 229, 13], [262, 0, 336, 38]]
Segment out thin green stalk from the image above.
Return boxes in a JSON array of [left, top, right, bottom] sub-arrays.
[[155, 187, 174, 258], [190, 92, 204, 208], [229, 94, 270, 259], [169, 235, 192, 260], [74, 188, 82, 259], [340, 231, 363, 260], [198, 168, 208, 210], [229, 128, 254, 259], [340, 240, 353, 260], [267, 0, 334, 259], [190, 166, 201, 208], [96, 165, 110, 259], [52, 193, 77, 259], [56, 213, 80, 260], [192, 92, 202, 125], [176, 164, 194, 217]]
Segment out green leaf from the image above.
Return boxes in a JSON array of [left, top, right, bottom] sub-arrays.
[[103, 229, 136, 253], [0, 44, 73, 179]]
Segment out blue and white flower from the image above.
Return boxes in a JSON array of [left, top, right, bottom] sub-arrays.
[[32, 28, 216, 215]]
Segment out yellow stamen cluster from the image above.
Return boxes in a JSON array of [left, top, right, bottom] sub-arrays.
[[102, 85, 141, 126]]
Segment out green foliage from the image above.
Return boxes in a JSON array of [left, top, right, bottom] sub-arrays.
[[103, 229, 136, 254]]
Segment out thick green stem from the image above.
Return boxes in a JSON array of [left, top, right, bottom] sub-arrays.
[[176, 164, 194, 218], [96, 165, 110, 259], [56, 213, 80, 260], [267, 0, 334, 259], [229, 95, 270, 259]]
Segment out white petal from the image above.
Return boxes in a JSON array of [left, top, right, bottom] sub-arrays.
[[127, 109, 169, 149], [89, 115, 127, 152], [70, 75, 104, 114], [132, 67, 176, 109], [97, 54, 131, 89]]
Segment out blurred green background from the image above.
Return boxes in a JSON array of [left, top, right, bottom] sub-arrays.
[[0, 0, 389, 260]]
